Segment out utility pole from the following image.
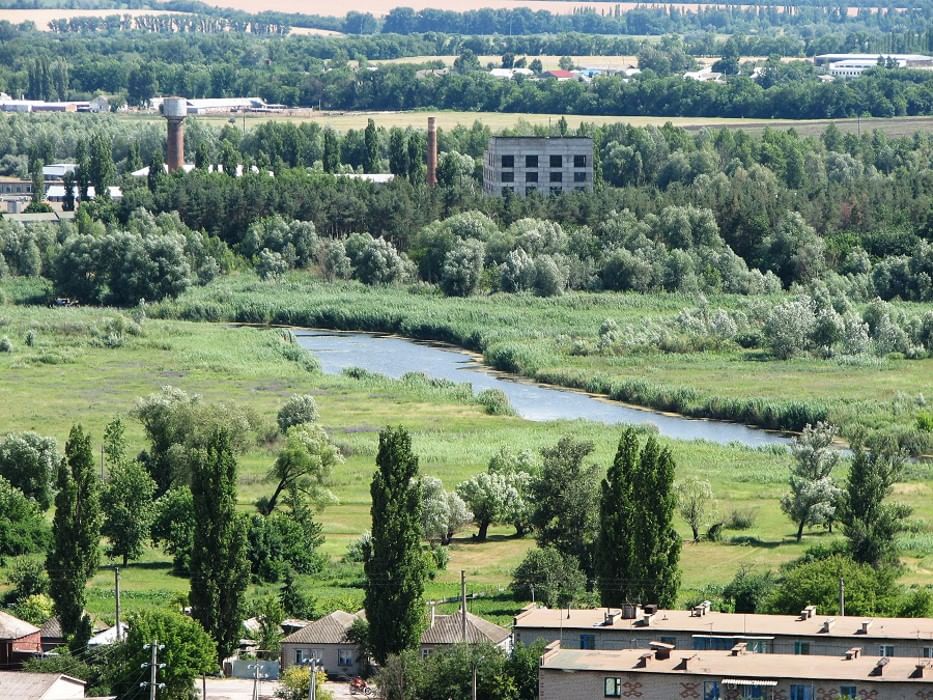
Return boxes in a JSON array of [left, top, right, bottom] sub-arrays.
[[306, 658, 318, 700], [839, 577, 846, 617], [141, 640, 164, 700], [100, 444, 105, 480], [460, 570, 467, 643], [471, 663, 477, 700], [114, 567, 121, 642]]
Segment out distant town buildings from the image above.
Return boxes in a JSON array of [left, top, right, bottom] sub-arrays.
[[0, 94, 108, 113], [815, 53, 933, 80], [148, 96, 284, 114], [538, 641, 933, 700], [483, 136, 594, 197]]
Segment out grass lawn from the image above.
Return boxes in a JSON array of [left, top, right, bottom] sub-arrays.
[[0, 295, 931, 627]]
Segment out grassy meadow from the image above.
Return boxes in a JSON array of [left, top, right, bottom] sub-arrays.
[[1, 277, 932, 626]]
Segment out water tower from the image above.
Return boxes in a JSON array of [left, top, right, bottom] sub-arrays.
[[163, 97, 187, 173]]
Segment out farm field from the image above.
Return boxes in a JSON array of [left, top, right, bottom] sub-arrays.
[[0, 8, 190, 29], [119, 109, 933, 138], [2, 283, 932, 625]]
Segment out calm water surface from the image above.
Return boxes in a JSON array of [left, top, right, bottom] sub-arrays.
[[296, 330, 789, 448]]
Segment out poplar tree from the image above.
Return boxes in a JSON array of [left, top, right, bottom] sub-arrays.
[[595, 429, 681, 608], [365, 426, 426, 664], [363, 118, 379, 173], [47, 425, 103, 647], [189, 429, 249, 662], [322, 128, 339, 173]]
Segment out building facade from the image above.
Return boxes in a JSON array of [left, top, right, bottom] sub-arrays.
[[538, 643, 933, 700], [483, 137, 594, 197], [513, 605, 933, 659]]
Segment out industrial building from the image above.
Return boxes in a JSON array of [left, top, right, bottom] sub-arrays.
[[538, 642, 933, 700], [483, 136, 594, 197], [513, 604, 933, 659], [813, 53, 933, 67], [149, 96, 281, 115]]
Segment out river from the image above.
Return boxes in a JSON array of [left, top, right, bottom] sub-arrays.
[[295, 330, 789, 448]]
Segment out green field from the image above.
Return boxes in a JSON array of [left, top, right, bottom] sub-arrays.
[[116, 109, 933, 138], [1, 279, 932, 626]]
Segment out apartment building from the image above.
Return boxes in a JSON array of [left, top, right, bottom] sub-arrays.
[[538, 641, 933, 700], [483, 137, 594, 197], [513, 604, 933, 659]]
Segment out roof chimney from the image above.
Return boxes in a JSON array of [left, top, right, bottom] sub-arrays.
[[845, 647, 862, 660], [636, 652, 653, 668], [821, 618, 835, 633], [859, 620, 873, 634], [730, 643, 747, 657], [650, 641, 674, 660], [430, 601, 436, 628], [676, 654, 697, 671], [622, 604, 640, 620], [426, 116, 437, 187], [913, 663, 932, 679], [872, 657, 890, 677]]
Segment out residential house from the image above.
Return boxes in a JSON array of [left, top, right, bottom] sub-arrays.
[[538, 641, 933, 700], [280, 609, 510, 676], [0, 672, 92, 699], [513, 604, 933, 658], [543, 69, 577, 81], [41, 616, 109, 653], [0, 176, 33, 196], [0, 610, 42, 668]]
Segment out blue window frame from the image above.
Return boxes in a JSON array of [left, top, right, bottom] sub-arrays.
[[790, 685, 813, 700], [839, 687, 857, 699], [793, 641, 810, 655], [580, 634, 595, 650], [703, 681, 720, 700]]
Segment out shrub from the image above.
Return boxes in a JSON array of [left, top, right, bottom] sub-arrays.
[[277, 394, 318, 433], [725, 508, 758, 530], [24, 329, 36, 347], [0, 336, 12, 352], [476, 389, 514, 416]]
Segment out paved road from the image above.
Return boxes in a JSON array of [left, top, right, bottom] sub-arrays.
[[202, 677, 358, 699]]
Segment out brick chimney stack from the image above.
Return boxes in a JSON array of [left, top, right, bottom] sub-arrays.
[[426, 116, 438, 187]]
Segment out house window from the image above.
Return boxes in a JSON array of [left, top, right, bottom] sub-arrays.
[[295, 649, 304, 665], [525, 155, 538, 168], [337, 648, 354, 666], [501, 171, 514, 183], [789, 685, 813, 700], [880, 644, 894, 657], [660, 636, 676, 647], [501, 155, 514, 168], [549, 171, 562, 183], [604, 677, 621, 697], [574, 154, 587, 167], [526, 171, 538, 182], [745, 639, 771, 654], [703, 681, 720, 700], [573, 171, 587, 183], [793, 641, 810, 655], [923, 647, 933, 658], [839, 687, 857, 699], [549, 154, 562, 167], [421, 648, 432, 659], [739, 688, 767, 699], [580, 634, 595, 650]]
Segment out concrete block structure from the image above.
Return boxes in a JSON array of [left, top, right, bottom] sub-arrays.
[[538, 642, 933, 700], [513, 604, 933, 659], [483, 136, 593, 197]]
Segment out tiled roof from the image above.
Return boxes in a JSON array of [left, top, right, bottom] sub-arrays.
[[0, 610, 40, 640], [40, 616, 107, 639], [421, 613, 510, 646], [281, 611, 359, 645]]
